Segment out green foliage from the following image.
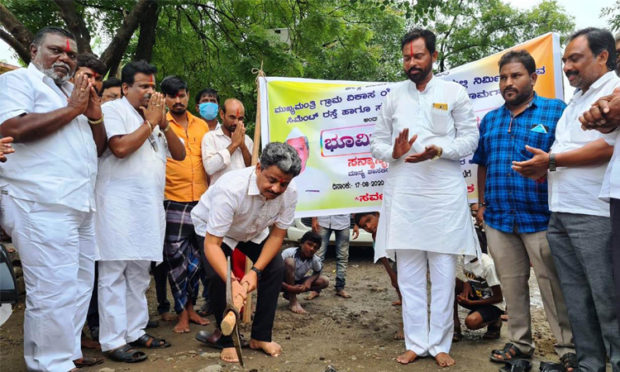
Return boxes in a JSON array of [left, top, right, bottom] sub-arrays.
[[601, 0, 620, 32], [2, 0, 577, 137]]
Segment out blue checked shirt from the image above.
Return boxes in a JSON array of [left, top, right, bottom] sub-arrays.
[[472, 94, 566, 233]]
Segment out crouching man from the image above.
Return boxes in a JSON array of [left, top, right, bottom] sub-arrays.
[[191, 142, 301, 363], [281, 231, 328, 314]]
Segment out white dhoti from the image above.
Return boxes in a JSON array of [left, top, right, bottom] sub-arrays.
[[97, 260, 150, 351], [0, 195, 96, 372], [397, 250, 456, 356]]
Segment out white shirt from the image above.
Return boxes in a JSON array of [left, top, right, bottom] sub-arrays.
[[549, 71, 620, 217], [95, 97, 168, 261], [201, 127, 253, 185], [317, 214, 350, 230], [371, 77, 480, 261], [191, 166, 297, 249], [0, 63, 98, 212]]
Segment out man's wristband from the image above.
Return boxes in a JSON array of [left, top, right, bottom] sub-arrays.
[[251, 266, 262, 280], [432, 146, 443, 160], [88, 115, 103, 125], [478, 202, 487, 207], [549, 153, 556, 172]]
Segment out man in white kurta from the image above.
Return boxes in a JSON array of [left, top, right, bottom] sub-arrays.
[[0, 27, 107, 371], [96, 60, 185, 362], [371, 28, 479, 367]]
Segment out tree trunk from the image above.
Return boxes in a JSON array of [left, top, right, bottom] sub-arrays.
[[100, 0, 151, 75], [134, 0, 160, 62]]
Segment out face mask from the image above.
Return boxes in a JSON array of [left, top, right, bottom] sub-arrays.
[[199, 102, 219, 120]]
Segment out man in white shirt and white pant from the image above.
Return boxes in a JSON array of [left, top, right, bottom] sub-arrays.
[[371, 28, 480, 367], [514, 28, 620, 371], [0, 27, 107, 371], [96, 60, 185, 363], [191, 142, 300, 364]]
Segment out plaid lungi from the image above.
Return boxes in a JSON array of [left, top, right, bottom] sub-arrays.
[[163, 200, 202, 313]]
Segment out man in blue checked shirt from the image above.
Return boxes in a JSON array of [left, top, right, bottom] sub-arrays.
[[472, 50, 575, 364]]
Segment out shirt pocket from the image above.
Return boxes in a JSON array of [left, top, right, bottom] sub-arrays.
[[429, 107, 451, 135]]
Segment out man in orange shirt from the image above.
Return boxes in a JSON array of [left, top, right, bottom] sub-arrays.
[[160, 76, 211, 333]]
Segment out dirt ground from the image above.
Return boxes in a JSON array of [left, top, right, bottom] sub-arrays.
[[0, 245, 563, 372]]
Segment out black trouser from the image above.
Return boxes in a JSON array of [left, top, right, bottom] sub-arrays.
[[86, 262, 99, 334], [152, 260, 170, 314], [199, 236, 284, 348], [611, 198, 620, 331]]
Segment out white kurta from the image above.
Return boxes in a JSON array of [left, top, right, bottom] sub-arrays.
[[371, 77, 480, 262], [96, 97, 168, 262]]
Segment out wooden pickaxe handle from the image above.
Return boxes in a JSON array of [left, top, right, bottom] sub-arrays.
[[221, 284, 248, 336]]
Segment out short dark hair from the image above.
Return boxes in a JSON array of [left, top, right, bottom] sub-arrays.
[[498, 50, 536, 75], [195, 88, 219, 105], [77, 53, 107, 75], [121, 60, 157, 86], [300, 231, 321, 247], [160, 75, 188, 97], [353, 212, 378, 226], [401, 28, 436, 54], [101, 77, 121, 93], [570, 27, 617, 72], [31, 26, 75, 47]]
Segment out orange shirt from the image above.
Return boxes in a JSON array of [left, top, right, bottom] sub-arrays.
[[164, 111, 209, 202]]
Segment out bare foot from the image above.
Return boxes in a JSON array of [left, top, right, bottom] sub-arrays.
[[220, 347, 239, 363], [396, 350, 417, 364], [435, 352, 455, 367], [393, 329, 404, 340], [306, 291, 320, 300], [391, 300, 402, 306], [335, 289, 351, 298], [173, 310, 190, 333], [288, 299, 307, 314], [249, 339, 282, 357], [160, 312, 176, 322], [188, 307, 210, 326]]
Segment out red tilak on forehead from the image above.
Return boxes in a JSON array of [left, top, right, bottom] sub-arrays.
[[236, 108, 240, 117], [149, 75, 154, 83], [409, 41, 413, 57], [65, 39, 72, 53], [277, 178, 287, 184]]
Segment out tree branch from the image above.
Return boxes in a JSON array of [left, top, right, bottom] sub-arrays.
[[0, 3, 33, 62], [100, 0, 151, 75], [52, 0, 92, 54], [0, 28, 30, 63]]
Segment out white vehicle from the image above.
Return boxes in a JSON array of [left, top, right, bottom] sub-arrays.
[[285, 217, 374, 247]]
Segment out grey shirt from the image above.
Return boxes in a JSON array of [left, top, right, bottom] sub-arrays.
[[281, 247, 322, 281]]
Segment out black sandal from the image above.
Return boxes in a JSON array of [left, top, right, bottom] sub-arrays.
[[498, 359, 532, 372], [106, 344, 147, 363], [129, 333, 171, 348], [539, 362, 564, 372], [560, 352, 577, 372], [490, 343, 532, 363]]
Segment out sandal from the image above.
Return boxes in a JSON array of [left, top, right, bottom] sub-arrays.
[[499, 359, 532, 372], [195, 329, 249, 349], [73, 356, 104, 368], [129, 333, 171, 348], [106, 344, 147, 363], [490, 343, 532, 363], [539, 362, 564, 372], [560, 352, 577, 372]]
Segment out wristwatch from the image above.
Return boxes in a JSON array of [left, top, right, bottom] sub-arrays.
[[549, 153, 556, 172], [251, 266, 262, 280]]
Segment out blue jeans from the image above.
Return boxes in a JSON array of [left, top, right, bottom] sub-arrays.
[[317, 227, 349, 291], [547, 212, 620, 372]]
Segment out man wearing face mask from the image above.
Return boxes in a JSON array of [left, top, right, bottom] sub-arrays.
[[196, 88, 221, 131], [0, 26, 106, 371], [159, 75, 210, 334], [201, 98, 253, 185], [96, 60, 185, 363]]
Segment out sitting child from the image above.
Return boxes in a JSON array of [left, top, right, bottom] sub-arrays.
[[453, 253, 504, 341], [281, 231, 329, 314]]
